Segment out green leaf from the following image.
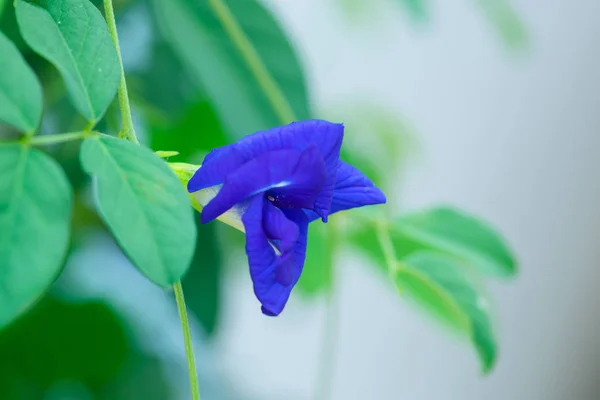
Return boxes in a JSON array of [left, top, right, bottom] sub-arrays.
[[153, 0, 310, 136], [149, 100, 230, 163], [0, 296, 128, 393], [476, 0, 528, 49], [0, 0, 7, 19], [348, 221, 428, 275], [397, 0, 429, 21], [15, 0, 120, 122], [396, 264, 470, 333], [79, 135, 196, 286], [395, 207, 517, 278], [128, 38, 199, 120], [400, 252, 497, 372], [182, 216, 222, 337], [0, 144, 72, 330], [0, 31, 42, 133], [297, 222, 334, 296]]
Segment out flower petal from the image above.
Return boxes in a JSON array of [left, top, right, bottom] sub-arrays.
[[188, 120, 343, 220], [242, 195, 308, 316], [201, 145, 326, 224], [263, 201, 299, 256], [305, 161, 387, 222]]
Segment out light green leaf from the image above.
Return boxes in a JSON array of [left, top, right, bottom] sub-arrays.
[[476, 0, 528, 49], [0, 144, 72, 330], [396, 263, 470, 333], [297, 222, 334, 296], [80, 135, 196, 286], [348, 221, 429, 275], [153, 0, 310, 136], [0, 31, 42, 133], [15, 0, 120, 122], [396, 207, 517, 278], [401, 252, 497, 372], [397, 0, 429, 21]]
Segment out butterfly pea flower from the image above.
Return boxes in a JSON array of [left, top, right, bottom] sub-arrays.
[[187, 120, 386, 316]]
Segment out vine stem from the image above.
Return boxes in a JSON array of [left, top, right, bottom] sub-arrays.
[[174, 281, 201, 400], [25, 131, 90, 145], [207, 0, 296, 124], [103, 0, 138, 144], [103, 2, 199, 399]]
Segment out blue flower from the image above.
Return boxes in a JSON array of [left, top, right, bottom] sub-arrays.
[[188, 120, 386, 316]]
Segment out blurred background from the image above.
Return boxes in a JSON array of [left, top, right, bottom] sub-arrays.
[[1, 0, 599, 399]]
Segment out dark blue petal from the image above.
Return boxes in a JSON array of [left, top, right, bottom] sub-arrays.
[[188, 120, 343, 220], [242, 195, 308, 316], [263, 201, 299, 257], [201, 145, 326, 224], [305, 161, 387, 222]]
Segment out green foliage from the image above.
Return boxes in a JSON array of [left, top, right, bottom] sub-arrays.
[[396, 207, 517, 278], [348, 206, 514, 372], [0, 31, 42, 133], [297, 221, 335, 296], [15, 0, 120, 122], [397, 0, 428, 21], [0, 144, 72, 330], [476, 0, 528, 49], [400, 252, 497, 372], [153, 0, 310, 136], [80, 135, 196, 286], [395, 261, 470, 333], [0, 0, 6, 19], [0, 296, 128, 394], [182, 217, 222, 337], [149, 100, 229, 162], [0, 293, 176, 399]]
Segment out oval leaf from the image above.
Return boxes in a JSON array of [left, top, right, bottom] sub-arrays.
[[0, 31, 42, 133], [401, 251, 497, 373], [396, 266, 470, 334], [0, 144, 72, 330], [80, 136, 196, 286], [395, 207, 517, 278], [153, 0, 310, 136], [15, 0, 120, 122]]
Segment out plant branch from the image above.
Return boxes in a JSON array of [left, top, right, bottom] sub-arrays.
[[103, 0, 138, 143], [208, 0, 296, 125], [174, 281, 201, 400], [26, 131, 91, 146]]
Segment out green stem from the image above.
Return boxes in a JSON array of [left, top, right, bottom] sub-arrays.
[[207, 0, 296, 124], [103, 0, 138, 144], [174, 281, 201, 400], [26, 131, 90, 146]]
